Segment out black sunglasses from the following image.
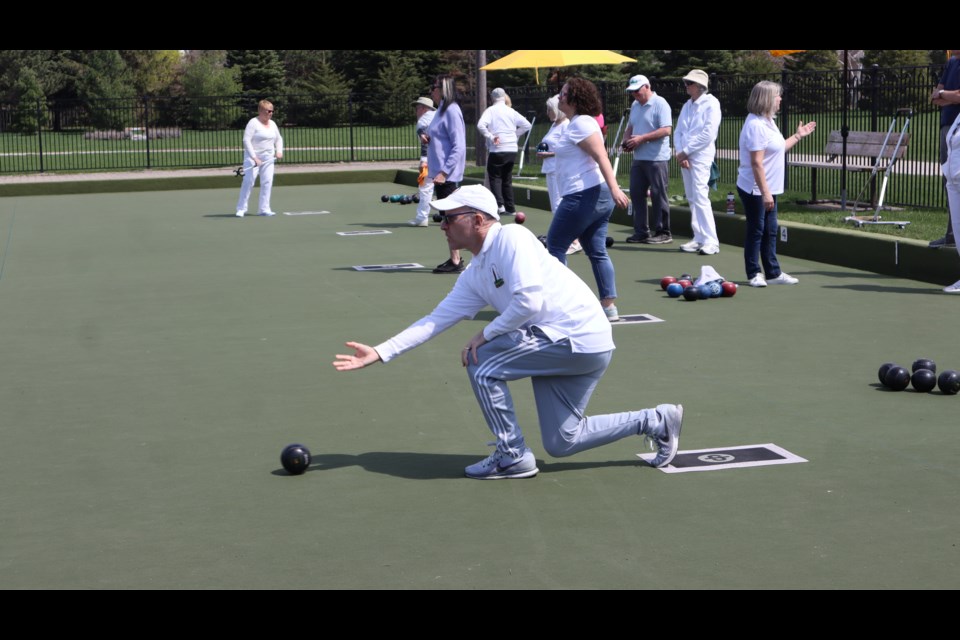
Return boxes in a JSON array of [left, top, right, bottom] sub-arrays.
[[433, 210, 478, 223]]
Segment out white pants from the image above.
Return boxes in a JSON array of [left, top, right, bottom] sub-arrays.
[[414, 178, 435, 224], [948, 180, 960, 259], [681, 155, 718, 247], [545, 172, 563, 213], [236, 154, 276, 214]]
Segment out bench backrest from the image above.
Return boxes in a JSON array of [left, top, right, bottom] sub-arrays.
[[824, 130, 910, 160]]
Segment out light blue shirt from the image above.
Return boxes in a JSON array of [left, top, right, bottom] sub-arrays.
[[629, 93, 672, 162]]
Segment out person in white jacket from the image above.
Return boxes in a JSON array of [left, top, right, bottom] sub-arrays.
[[939, 93, 960, 292], [235, 100, 284, 217], [674, 70, 722, 255], [477, 88, 532, 215]]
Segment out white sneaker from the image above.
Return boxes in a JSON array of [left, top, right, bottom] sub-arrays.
[[679, 240, 702, 253], [768, 272, 799, 285], [566, 239, 583, 255], [497, 206, 506, 214], [235, 211, 245, 218], [648, 404, 683, 468], [465, 448, 538, 479], [699, 244, 720, 255], [603, 304, 620, 322], [749, 274, 767, 287], [407, 218, 428, 227], [258, 211, 276, 217], [943, 279, 960, 293]]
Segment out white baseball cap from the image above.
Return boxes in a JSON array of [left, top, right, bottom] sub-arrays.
[[430, 185, 500, 220], [626, 74, 650, 92]]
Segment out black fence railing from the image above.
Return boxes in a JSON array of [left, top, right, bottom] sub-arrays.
[[0, 64, 951, 210]]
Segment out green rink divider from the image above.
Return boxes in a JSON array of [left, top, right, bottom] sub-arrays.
[[4, 166, 959, 286]]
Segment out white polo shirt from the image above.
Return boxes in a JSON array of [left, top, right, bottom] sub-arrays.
[[737, 113, 786, 195], [375, 223, 614, 362], [553, 115, 604, 197]]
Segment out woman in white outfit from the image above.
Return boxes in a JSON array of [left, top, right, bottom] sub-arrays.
[[940, 90, 960, 292], [674, 69, 722, 255], [538, 95, 568, 214], [539, 95, 582, 255], [236, 99, 284, 217]]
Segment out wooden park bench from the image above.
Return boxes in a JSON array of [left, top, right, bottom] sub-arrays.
[[788, 129, 910, 207]]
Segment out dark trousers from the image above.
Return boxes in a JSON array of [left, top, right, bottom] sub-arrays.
[[739, 187, 782, 280], [629, 160, 670, 236], [487, 152, 517, 213], [435, 180, 459, 199]]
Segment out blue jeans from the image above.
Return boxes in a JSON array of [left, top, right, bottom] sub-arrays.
[[546, 184, 618, 300], [738, 187, 782, 279]]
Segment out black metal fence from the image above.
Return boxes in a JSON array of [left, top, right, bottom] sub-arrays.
[[0, 64, 951, 210]]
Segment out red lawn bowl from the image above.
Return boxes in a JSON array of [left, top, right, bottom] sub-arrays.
[[660, 276, 678, 290]]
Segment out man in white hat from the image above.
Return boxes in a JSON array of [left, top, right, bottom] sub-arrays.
[[674, 69, 722, 255], [334, 184, 683, 479], [623, 74, 673, 245], [409, 97, 437, 227]]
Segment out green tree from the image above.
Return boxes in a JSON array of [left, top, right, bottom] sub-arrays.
[[76, 50, 136, 130], [181, 50, 242, 128], [10, 66, 47, 134], [657, 50, 748, 76], [739, 51, 783, 75], [226, 49, 285, 100], [861, 50, 931, 68], [121, 50, 181, 95], [783, 50, 841, 72], [373, 54, 422, 126], [286, 57, 351, 127], [329, 50, 441, 95]]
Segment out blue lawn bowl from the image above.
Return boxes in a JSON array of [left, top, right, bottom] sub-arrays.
[[707, 281, 724, 298], [666, 282, 684, 298], [697, 285, 712, 300]]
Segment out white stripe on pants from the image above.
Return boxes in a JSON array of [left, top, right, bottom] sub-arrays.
[[681, 155, 718, 246], [467, 328, 667, 458], [236, 154, 276, 214]]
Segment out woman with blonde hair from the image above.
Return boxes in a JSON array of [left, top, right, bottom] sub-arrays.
[[737, 81, 815, 286], [236, 99, 284, 217]]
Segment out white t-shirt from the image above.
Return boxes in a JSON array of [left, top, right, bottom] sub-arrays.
[[540, 119, 568, 175], [374, 224, 614, 363], [242, 117, 284, 159], [553, 115, 603, 196], [737, 113, 785, 195]]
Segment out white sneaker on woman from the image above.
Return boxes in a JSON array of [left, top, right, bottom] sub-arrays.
[[748, 274, 767, 287], [768, 272, 799, 285]]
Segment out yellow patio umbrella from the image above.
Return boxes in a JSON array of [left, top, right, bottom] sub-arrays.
[[480, 50, 636, 84]]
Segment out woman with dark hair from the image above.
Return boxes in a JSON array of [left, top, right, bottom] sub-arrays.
[[737, 80, 816, 287], [425, 75, 468, 274], [549, 77, 630, 321]]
